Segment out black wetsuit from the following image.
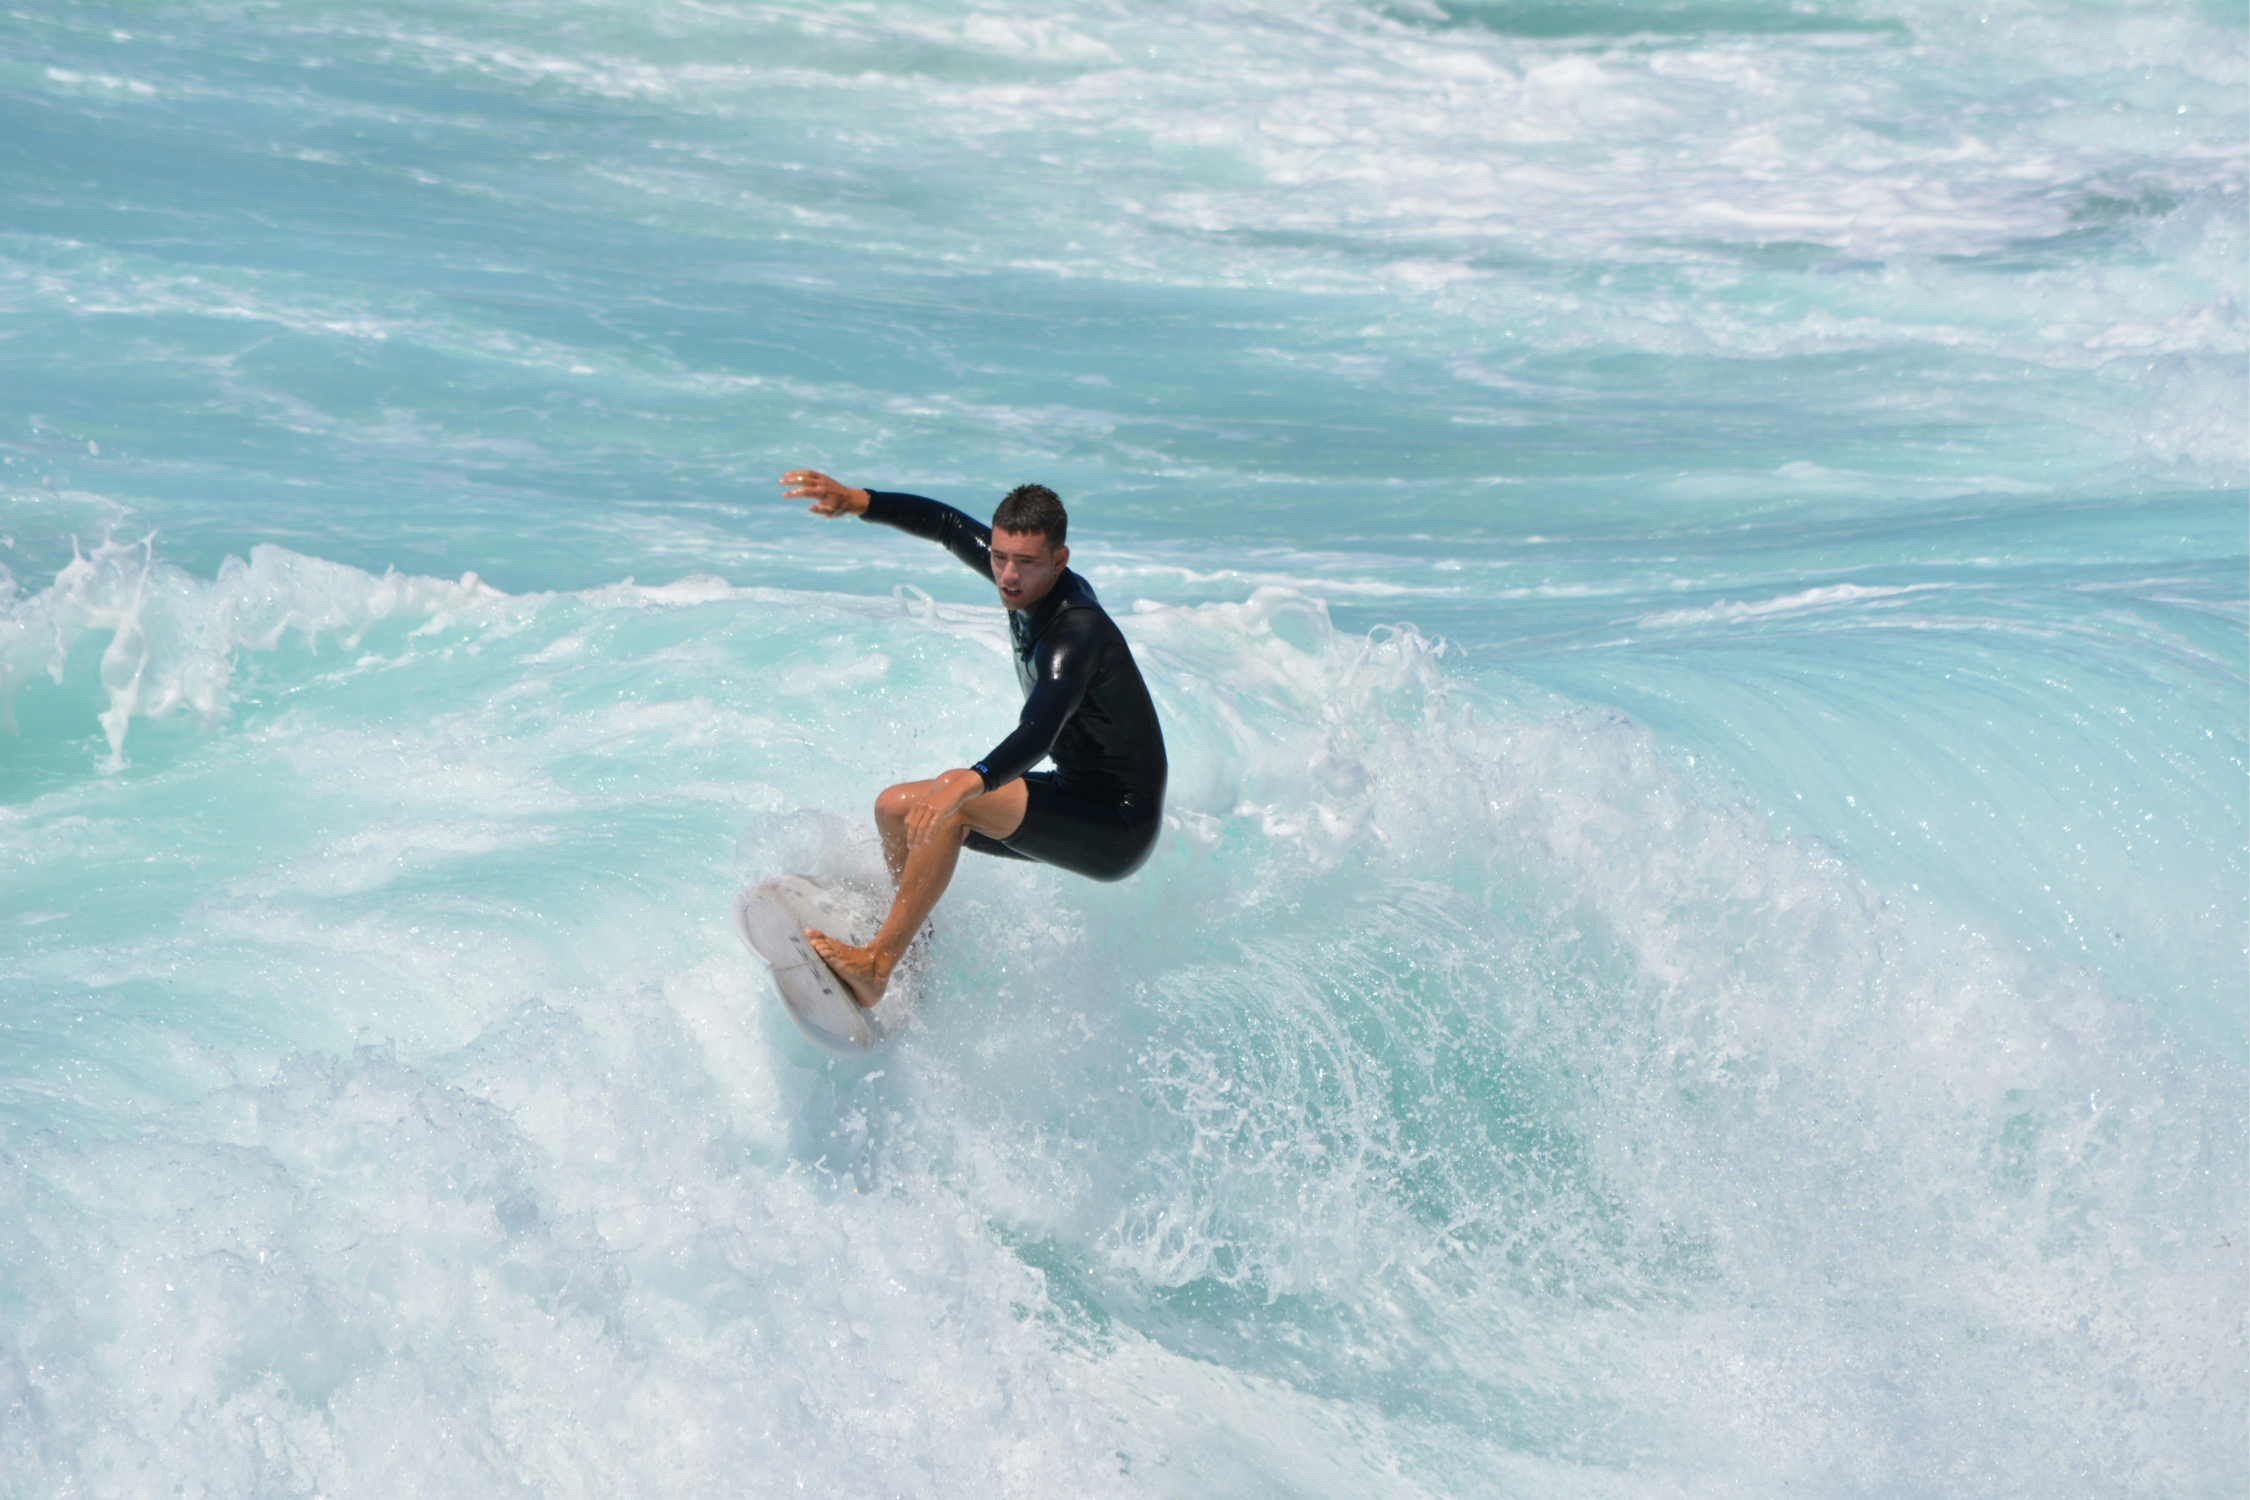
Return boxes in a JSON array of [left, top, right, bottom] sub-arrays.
[[862, 491, 1168, 882]]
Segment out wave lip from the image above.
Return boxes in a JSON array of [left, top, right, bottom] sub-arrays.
[[0, 538, 503, 770], [1633, 581, 1940, 629]]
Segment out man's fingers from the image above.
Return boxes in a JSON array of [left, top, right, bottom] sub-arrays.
[[903, 800, 960, 849], [781, 473, 868, 519], [783, 468, 855, 516], [780, 469, 832, 499]]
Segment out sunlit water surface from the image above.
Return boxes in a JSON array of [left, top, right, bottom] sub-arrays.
[[2, 2, 2244, 1496]]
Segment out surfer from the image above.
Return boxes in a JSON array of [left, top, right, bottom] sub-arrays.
[[780, 470, 1169, 1007]]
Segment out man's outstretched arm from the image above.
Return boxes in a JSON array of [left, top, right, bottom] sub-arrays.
[[782, 469, 994, 580]]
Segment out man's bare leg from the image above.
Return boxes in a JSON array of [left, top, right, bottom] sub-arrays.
[[873, 779, 920, 884], [808, 776, 1028, 1007]]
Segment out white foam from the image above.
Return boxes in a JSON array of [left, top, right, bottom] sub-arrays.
[[1, 559, 2238, 1493]]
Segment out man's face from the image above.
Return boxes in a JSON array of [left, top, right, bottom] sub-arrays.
[[990, 528, 1068, 612]]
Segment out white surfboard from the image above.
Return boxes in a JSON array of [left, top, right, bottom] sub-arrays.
[[732, 876, 907, 1055]]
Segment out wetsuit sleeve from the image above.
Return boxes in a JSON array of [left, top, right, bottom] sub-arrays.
[[970, 612, 1097, 791], [861, 491, 994, 581]]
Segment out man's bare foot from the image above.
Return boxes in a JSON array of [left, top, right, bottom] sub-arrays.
[[806, 928, 891, 1009]]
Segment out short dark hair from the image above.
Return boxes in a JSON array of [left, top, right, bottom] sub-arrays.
[[991, 484, 1067, 549]]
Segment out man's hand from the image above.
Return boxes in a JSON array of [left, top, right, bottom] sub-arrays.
[[904, 768, 986, 849], [783, 469, 869, 517]]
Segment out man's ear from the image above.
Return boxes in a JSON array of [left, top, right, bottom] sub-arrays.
[[1052, 543, 1070, 570]]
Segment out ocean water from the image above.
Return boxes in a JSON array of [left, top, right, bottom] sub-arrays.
[[2, 0, 2244, 1494]]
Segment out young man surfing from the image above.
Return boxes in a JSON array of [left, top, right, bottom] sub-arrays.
[[780, 470, 1169, 1006]]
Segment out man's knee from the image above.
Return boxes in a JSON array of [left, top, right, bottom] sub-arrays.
[[875, 781, 922, 822]]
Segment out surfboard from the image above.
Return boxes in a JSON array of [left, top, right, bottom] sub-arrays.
[[732, 875, 906, 1055]]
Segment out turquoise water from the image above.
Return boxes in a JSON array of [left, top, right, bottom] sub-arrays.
[[2, 1, 2244, 1494]]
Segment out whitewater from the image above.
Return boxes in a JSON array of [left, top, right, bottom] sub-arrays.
[[1, 1, 2243, 1495]]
